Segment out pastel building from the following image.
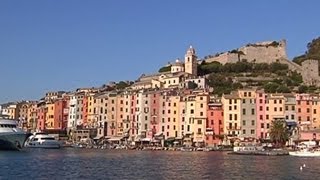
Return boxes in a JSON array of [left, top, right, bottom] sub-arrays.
[[296, 94, 312, 130], [45, 102, 55, 129], [256, 90, 268, 139], [222, 93, 241, 136], [238, 89, 257, 138], [206, 97, 224, 146], [67, 93, 77, 130], [312, 96, 320, 129]]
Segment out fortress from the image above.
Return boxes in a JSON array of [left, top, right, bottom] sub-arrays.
[[203, 39, 320, 86]]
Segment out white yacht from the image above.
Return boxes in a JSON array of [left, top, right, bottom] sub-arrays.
[[25, 132, 61, 149], [0, 118, 28, 150]]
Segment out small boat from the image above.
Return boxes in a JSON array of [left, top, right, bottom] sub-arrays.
[[25, 132, 61, 149], [0, 118, 28, 150], [289, 148, 320, 157]]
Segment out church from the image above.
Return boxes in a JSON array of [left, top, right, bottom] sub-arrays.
[[131, 46, 207, 90]]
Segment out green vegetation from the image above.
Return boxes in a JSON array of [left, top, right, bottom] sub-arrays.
[[158, 65, 171, 73], [201, 60, 309, 95], [293, 37, 320, 65], [115, 81, 133, 90], [198, 60, 288, 76], [269, 119, 289, 148], [207, 74, 243, 96]]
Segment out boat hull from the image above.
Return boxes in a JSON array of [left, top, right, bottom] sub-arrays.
[[0, 132, 28, 150], [289, 151, 320, 157]]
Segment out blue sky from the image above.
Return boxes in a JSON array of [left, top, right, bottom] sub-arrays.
[[0, 0, 319, 103]]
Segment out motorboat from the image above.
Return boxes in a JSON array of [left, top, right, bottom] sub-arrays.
[[289, 148, 320, 157], [0, 118, 28, 150], [25, 132, 61, 149]]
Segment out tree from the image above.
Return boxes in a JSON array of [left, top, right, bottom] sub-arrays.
[[269, 119, 289, 147], [293, 37, 320, 65], [158, 65, 171, 73], [115, 81, 130, 89]]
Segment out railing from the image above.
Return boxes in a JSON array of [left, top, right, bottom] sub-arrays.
[[226, 126, 241, 130]]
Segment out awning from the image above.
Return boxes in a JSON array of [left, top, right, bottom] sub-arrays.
[[175, 137, 183, 140], [166, 137, 175, 141], [93, 136, 103, 140], [155, 132, 163, 137], [108, 137, 123, 141], [151, 139, 160, 143], [141, 138, 151, 142], [194, 139, 204, 143]]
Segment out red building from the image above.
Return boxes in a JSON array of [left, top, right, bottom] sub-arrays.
[[36, 102, 46, 131], [54, 99, 68, 130], [149, 90, 161, 138], [206, 101, 224, 147]]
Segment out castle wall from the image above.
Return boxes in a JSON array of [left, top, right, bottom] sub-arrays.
[[301, 60, 320, 86], [204, 40, 287, 65]]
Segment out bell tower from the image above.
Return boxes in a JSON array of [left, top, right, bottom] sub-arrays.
[[184, 45, 198, 76]]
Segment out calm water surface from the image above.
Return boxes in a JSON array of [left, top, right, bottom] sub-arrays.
[[0, 148, 319, 180]]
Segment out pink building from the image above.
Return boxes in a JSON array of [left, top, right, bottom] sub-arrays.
[[36, 102, 46, 131], [149, 90, 161, 138], [256, 90, 267, 139], [206, 101, 224, 146], [296, 94, 312, 130]]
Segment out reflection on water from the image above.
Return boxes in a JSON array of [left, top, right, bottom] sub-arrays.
[[0, 149, 318, 180]]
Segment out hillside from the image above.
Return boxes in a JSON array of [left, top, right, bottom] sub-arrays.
[[293, 37, 320, 64]]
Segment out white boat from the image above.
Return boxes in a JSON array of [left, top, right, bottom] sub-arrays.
[[25, 132, 61, 149], [289, 148, 320, 157], [0, 118, 28, 150]]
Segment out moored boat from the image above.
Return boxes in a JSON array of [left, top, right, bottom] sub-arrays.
[[0, 118, 28, 150], [25, 132, 61, 149], [289, 148, 320, 157]]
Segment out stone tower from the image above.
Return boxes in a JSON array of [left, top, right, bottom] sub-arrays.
[[301, 60, 320, 86], [184, 45, 198, 76]]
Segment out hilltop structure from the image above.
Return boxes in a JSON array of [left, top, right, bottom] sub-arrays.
[[203, 39, 320, 86]]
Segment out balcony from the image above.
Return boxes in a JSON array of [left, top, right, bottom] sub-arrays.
[[122, 119, 130, 123], [227, 126, 241, 130]]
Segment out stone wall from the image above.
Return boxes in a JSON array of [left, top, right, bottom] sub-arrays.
[[301, 60, 320, 86], [204, 39, 287, 64]]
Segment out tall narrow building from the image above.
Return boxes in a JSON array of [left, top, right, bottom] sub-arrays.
[[184, 45, 198, 76]]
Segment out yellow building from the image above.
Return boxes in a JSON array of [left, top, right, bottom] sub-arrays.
[[312, 96, 320, 129], [86, 92, 97, 128], [193, 93, 208, 145], [45, 102, 55, 129], [27, 103, 38, 131], [7, 104, 18, 120], [266, 94, 285, 121], [222, 93, 241, 136], [116, 93, 125, 136]]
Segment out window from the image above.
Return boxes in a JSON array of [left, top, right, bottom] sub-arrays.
[[229, 106, 232, 111], [279, 107, 282, 112], [197, 128, 202, 134], [285, 106, 288, 111], [298, 108, 301, 113], [291, 115, 295, 120], [200, 112, 203, 116], [259, 106, 263, 111], [243, 129, 246, 134], [234, 114, 238, 120], [251, 120, 255, 126], [259, 99, 263, 103], [234, 105, 237, 110], [292, 106, 295, 111], [274, 107, 277, 112], [267, 123, 270, 129], [261, 123, 264, 128], [197, 120, 202, 124], [243, 120, 246, 126], [243, 99, 246, 104], [244, 92, 247, 97], [307, 108, 310, 113], [200, 104, 203, 108], [266, 115, 269, 120], [229, 99, 232, 104], [251, 129, 255, 134], [242, 109, 246, 115], [274, 100, 277, 104], [314, 109, 317, 114], [251, 109, 255, 115], [229, 114, 232, 120], [248, 92, 251, 97], [190, 109, 194, 114], [211, 120, 214, 125], [266, 107, 269, 111], [260, 115, 263, 120], [298, 116, 301, 121]]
